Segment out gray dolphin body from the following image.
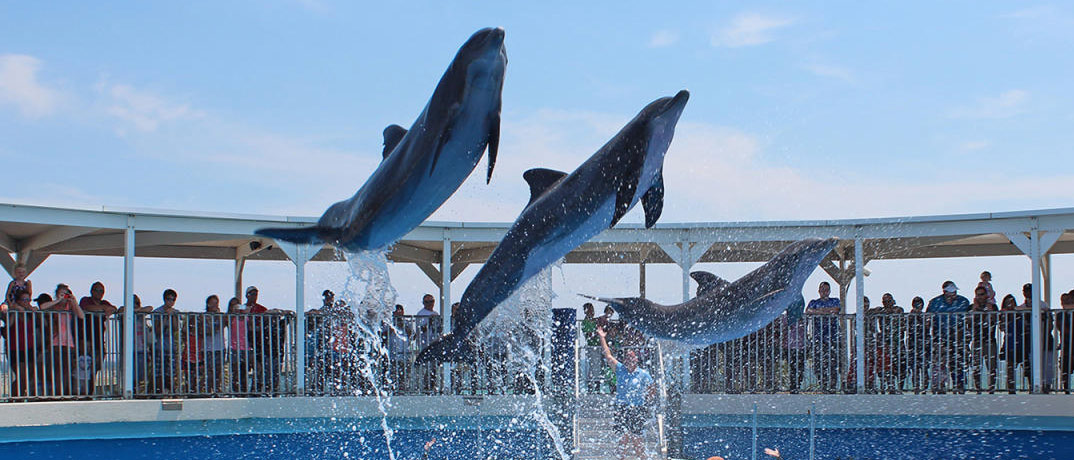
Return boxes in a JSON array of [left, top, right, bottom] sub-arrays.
[[596, 238, 838, 346], [256, 28, 506, 251], [417, 90, 691, 363]]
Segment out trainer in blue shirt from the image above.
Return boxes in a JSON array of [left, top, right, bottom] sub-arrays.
[[597, 325, 655, 459]]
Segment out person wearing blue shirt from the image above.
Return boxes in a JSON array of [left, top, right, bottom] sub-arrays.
[[597, 326, 655, 460], [926, 280, 971, 392], [806, 282, 842, 392]]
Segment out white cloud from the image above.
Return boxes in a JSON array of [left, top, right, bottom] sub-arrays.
[[648, 30, 680, 48], [958, 140, 991, 153], [0, 54, 61, 118], [804, 63, 855, 84], [101, 83, 205, 133], [431, 108, 1074, 225], [711, 13, 795, 48], [948, 89, 1030, 119]]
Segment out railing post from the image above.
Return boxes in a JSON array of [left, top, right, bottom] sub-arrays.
[[122, 220, 135, 399], [441, 235, 452, 394], [276, 241, 318, 396], [1031, 228, 1042, 393], [854, 236, 866, 393]]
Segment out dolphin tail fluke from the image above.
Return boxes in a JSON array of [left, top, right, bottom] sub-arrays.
[[788, 295, 806, 324], [254, 226, 325, 245], [417, 333, 476, 364]]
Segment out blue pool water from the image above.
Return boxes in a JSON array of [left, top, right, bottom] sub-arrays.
[[4, 426, 1074, 459]]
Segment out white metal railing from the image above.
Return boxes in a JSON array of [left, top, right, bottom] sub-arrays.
[[688, 311, 1074, 394], [6, 309, 1074, 401]]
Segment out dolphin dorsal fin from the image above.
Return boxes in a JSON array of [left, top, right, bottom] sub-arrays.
[[523, 168, 568, 207], [690, 271, 730, 295], [382, 124, 407, 159]]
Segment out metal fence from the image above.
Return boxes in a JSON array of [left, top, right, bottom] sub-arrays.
[[7, 310, 1074, 400], [687, 311, 1074, 395]]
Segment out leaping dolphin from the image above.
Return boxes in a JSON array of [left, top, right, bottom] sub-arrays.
[[417, 90, 690, 363], [589, 238, 838, 345], [256, 27, 507, 251]]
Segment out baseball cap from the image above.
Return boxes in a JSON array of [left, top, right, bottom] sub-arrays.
[[942, 281, 958, 293], [246, 286, 258, 295]]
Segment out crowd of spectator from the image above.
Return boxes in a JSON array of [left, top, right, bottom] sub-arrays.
[[691, 271, 1074, 395], [6, 263, 1074, 400]]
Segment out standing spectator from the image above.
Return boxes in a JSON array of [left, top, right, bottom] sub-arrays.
[[5, 291, 39, 397], [580, 303, 602, 392], [1019, 283, 1056, 392], [182, 306, 205, 394], [1057, 293, 1074, 393], [77, 281, 118, 395], [41, 284, 84, 396], [5, 263, 32, 306], [806, 281, 841, 392], [906, 296, 929, 393], [153, 289, 180, 394], [968, 286, 998, 393], [874, 294, 904, 392], [244, 286, 290, 394], [927, 281, 970, 392], [204, 295, 226, 394], [415, 294, 440, 393], [779, 311, 806, 393], [977, 271, 997, 308], [227, 297, 252, 394], [117, 294, 153, 392], [386, 304, 412, 393], [1001, 294, 1029, 393], [596, 326, 655, 460]]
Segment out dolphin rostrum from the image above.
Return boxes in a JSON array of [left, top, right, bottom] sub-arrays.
[[590, 238, 838, 346], [417, 90, 690, 363], [256, 27, 507, 251]]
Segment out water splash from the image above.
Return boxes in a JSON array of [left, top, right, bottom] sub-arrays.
[[338, 248, 399, 460], [478, 262, 570, 460]]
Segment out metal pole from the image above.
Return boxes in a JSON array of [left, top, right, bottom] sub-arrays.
[[751, 403, 758, 460], [1031, 229, 1042, 392], [441, 236, 452, 392], [295, 254, 306, 395], [639, 262, 646, 299], [854, 237, 866, 392], [122, 222, 135, 398], [809, 403, 816, 460]]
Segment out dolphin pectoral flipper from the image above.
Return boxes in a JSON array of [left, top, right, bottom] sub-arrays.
[[641, 170, 664, 228], [428, 103, 462, 176], [254, 226, 326, 245], [486, 106, 500, 184], [788, 295, 806, 324], [416, 332, 475, 364], [690, 271, 730, 295], [523, 168, 568, 207], [382, 124, 408, 159]]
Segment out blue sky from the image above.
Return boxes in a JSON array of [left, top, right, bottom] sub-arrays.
[[2, 2, 1073, 312]]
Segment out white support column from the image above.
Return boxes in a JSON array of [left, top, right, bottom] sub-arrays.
[[441, 237, 452, 327], [854, 237, 866, 392], [276, 241, 320, 396], [441, 236, 453, 392], [122, 222, 135, 398], [1043, 254, 1053, 306], [1030, 229, 1043, 393], [639, 262, 647, 299], [234, 257, 246, 301]]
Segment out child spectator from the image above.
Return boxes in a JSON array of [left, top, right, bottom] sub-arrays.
[[5, 263, 32, 306]]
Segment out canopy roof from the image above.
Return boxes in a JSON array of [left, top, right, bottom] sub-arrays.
[[2, 203, 1073, 278]]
